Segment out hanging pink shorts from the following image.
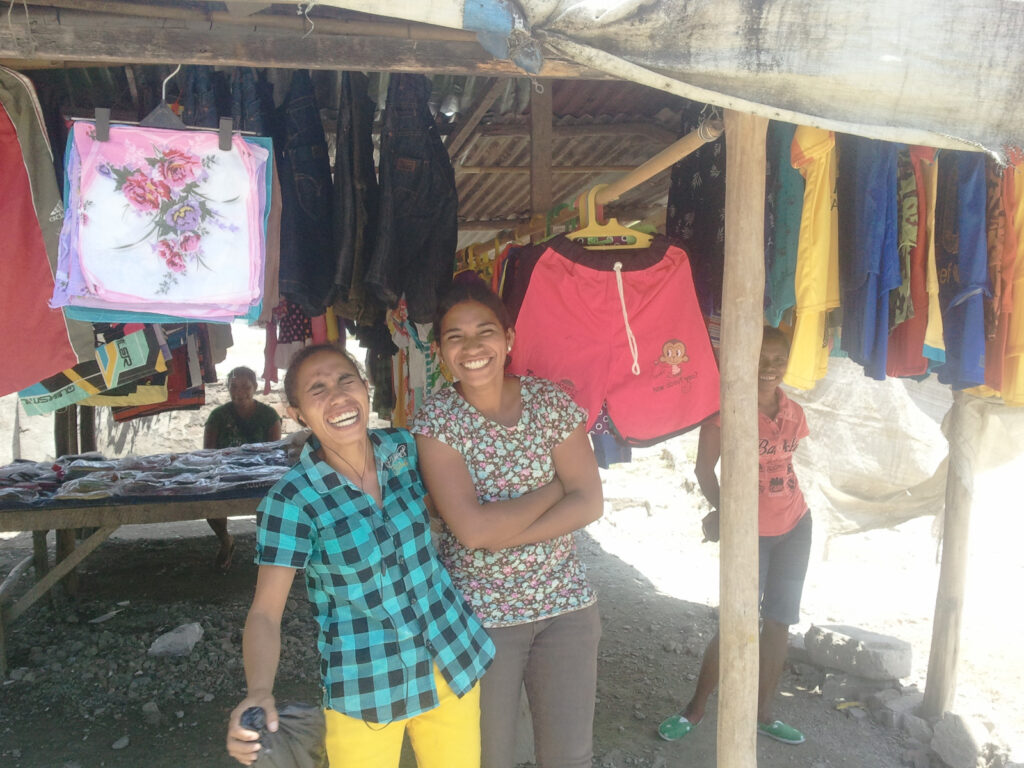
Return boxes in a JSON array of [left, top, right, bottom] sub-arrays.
[[508, 238, 720, 445]]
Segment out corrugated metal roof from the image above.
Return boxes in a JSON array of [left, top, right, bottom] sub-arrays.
[[452, 79, 689, 246]]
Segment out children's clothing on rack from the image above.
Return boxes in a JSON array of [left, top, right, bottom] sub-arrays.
[[886, 147, 935, 378], [765, 121, 803, 328], [785, 126, 840, 390], [52, 121, 269, 322], [508, 235, 719, 445], [935, 152, 989, 390], [0, 67, 92, 397], [837, 135, 901, 381], [665, 104, 726, 317]]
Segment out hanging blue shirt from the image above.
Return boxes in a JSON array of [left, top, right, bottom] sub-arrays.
[[838, 136, 902, 380], [935, 152, 989, 389]]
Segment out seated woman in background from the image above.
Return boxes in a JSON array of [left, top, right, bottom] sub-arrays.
[[204, 365, 282, 571]]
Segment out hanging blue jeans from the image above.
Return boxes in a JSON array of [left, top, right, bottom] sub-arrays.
[[366, 74, 458, 324], [332, 71, 380, 320], [276, 70, 335, 317], [231, 68, 272, 135]]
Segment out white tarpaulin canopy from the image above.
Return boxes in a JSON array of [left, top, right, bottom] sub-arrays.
[[302, 0, 1024, 159]]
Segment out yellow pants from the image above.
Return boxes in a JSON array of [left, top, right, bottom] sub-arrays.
[[324, 666, 481, 768]]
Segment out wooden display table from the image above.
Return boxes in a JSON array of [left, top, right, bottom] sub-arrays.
[[0, 495, 260, 675]]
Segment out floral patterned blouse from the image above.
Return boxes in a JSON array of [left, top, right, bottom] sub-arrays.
[[411, 376, 597, 628]]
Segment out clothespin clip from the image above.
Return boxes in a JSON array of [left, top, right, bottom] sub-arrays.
[[218, 117, 233, 151], [94, 107, 110, 142]]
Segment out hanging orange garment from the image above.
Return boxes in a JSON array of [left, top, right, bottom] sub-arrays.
[[1001, 165, 1024, 405], [784, 126, 840, 390]]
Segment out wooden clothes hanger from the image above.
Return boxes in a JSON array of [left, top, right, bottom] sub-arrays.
[[567, 185, 653, 250]]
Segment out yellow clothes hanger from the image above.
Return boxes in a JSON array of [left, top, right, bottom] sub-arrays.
[[567, 185, 653, 250]]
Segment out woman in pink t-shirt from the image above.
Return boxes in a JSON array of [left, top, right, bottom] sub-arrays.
[[659, 326, 812, 747]]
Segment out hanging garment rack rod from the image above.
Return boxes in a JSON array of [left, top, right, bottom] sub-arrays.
[[456, 116, 725, 252], [595, 118, 724, 205]]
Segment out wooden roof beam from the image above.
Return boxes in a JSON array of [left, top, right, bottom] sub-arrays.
[[0, 20, 604, 77], [446, 77, 508, 159]]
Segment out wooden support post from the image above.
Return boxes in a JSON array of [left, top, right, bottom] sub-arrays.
[[79, 405, 97, 453], [56, 530, 79, 597], [6, 526, 119, 625], [922, 390, 976, 719], [529, 79, 553, 218], [53, 406, 81, 597], [718, 109, 768, 768], [31, 531, 49, 580]]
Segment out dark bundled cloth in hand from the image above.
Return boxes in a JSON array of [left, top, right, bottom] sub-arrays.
[[241, 704, 326, 768]]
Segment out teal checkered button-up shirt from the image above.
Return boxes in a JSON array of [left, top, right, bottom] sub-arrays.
[[255, 428, 494, 723]]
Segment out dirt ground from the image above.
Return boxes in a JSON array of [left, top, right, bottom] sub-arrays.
[[0, 514, 908, 768], [9, 432, 1020, 768]]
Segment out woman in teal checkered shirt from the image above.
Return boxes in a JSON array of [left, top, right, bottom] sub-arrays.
[[226, 345, 494, 767]]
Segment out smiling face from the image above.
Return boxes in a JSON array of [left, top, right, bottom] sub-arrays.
[[660, 340, 688, 367], [228, 376, 256, 409], [758, 334, 790, 396], [438, 300, 514, 385], [286, 349, 369, 450]]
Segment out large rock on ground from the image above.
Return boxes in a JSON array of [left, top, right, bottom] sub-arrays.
[[804, 624, 912, 680], [931, 712, 990, 768], [820, 671, 897, 702], [147, 622, 204, 657]]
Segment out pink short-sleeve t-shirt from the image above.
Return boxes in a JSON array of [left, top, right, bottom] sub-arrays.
[[713, 389, 809, 536]]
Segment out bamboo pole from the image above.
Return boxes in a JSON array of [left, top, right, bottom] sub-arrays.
[[921, 390, 976, 719], [595, 119, 723, 205], [718, 109, 768, 768]]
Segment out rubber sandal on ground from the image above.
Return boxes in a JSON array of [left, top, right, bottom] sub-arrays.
[[757, 719, 805, 744], [658, 713, 699, 742]]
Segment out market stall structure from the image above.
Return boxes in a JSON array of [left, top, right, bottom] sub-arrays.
[[2, 2, 1024, 767]]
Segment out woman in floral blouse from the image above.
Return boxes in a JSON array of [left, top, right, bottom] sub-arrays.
[[412, 278, 603, 768]]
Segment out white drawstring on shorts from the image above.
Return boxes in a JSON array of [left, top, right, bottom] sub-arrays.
[[613, 261, 641, 375]]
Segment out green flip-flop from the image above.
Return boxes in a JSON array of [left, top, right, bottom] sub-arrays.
[[658, 713, 700, 741]]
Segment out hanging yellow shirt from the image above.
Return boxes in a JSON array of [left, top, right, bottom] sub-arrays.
[[1001, 165, 1024, 405], [922, 153, 946, 360], [784, 126, 840, 390]]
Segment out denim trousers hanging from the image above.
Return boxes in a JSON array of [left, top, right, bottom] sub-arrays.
[[276, 70, 335, 317], [332, 71, 381, 324], [366, 74, 458, 324]]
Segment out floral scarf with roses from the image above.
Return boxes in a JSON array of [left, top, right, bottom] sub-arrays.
[[51, 121, 269, 321]]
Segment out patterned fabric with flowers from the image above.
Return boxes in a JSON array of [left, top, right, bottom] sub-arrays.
[[410, 376, 596, 627], [51, 121, 268, 320]]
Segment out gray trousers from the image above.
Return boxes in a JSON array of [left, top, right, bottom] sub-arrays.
[[481, 603, 601, 768]]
